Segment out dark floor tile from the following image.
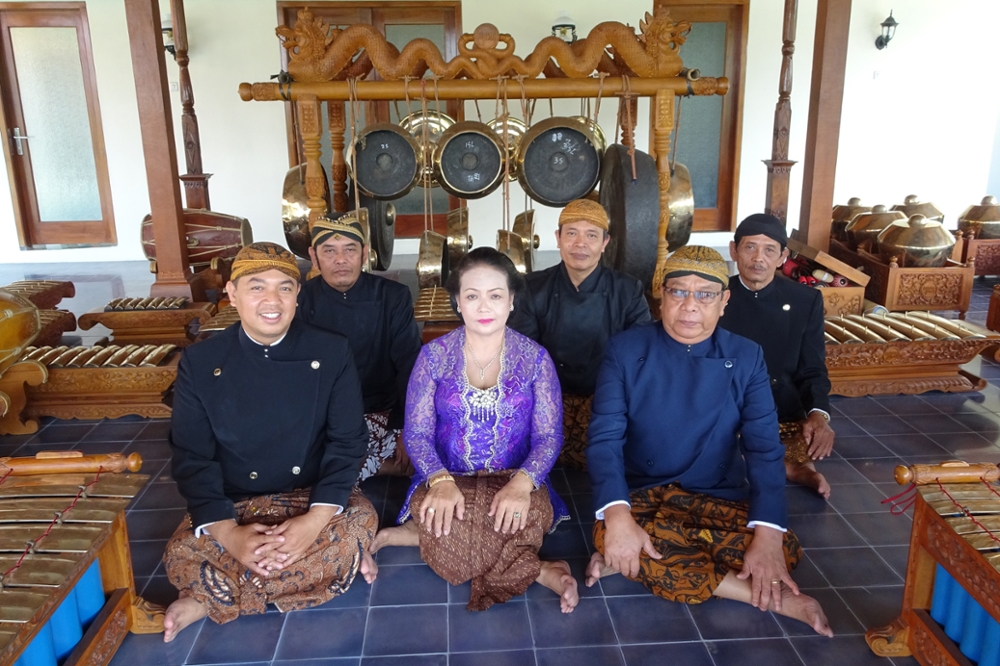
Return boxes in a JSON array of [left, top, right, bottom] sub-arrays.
[[622, 642, 714, 666], [450, 651, 536, 666], [538, 523, 590, 560], [812, 458, 871, 485], [843, 512, 913, 547], [83, 421, 147, 442], [73, 439, 130, 455], [950, 411, 1000, 432], [28, 423, 94, 444], [928, 431, 1000, 456], [875, 395, 942, 415], [808, 548, 902, 587], [311, 575, 371, 609], [0, 433, 37, 448], [833, 398, 891, 417], [139, 576, 179, 608], [569, 494, 593, 523], [851, 416, 918, 437], [828, 418, 868, 438], [793, 552, 830, 589], [838, 586, 905, 630], [548, 467, 570, 495], [536, 646, 624, 666], [374, 545, 423, 565], [186, 611, 285, 664], [774, 588, 864, 636], [129, 540, 167, 578], [449, 600, 532, 652], [134, 482, 186, 510], [126, 508, 187, 541], [528, 597, 617, 648], [109, 624, 202, 666], [848, 458, 906, 484], [785, 485, 838, 516], [918, 392, 993, 415], [274, 608, 366, 659], [138, 420, 172, 440], [832, 436, 893, 459], [707, 638, 804, 666], [363, 605, 448, 656], [687, 597, 783, 640], [361, 657, 447, 666], [791, 635, 892, 666], [371, 564, 448, 606], [789, 514, 865, 549], [0, 440, 22, 456], [875, 434, 951, 458], [899, 414, 970, 434], [564, 470, 592, 494], [125, 439, 173, 461], [827, 483, 891, 514], [274, 660, 358, 666], [606, 595, 699, 643], [875, 546, 911, 579]]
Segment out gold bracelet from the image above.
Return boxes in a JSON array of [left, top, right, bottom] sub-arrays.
[[428, 473, 455, 488]]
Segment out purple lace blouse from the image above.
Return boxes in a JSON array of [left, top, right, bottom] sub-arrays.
[[398, 326, 569, 526]]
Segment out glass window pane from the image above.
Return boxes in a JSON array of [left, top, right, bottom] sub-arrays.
[[674, 21, 725, 209], [10, 26, 101, 222]]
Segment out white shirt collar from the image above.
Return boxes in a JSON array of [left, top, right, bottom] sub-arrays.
[[244, 329, 287, 347]]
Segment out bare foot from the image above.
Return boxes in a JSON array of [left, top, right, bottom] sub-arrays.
[[360, 549, 379, 584], [162, 593, 207, 643], [776, 585, 834, 637], [584, 551, 617, 588], [370, 520, 419, 553], [786, 462, 831, 500], [538, 560, 579, 613]]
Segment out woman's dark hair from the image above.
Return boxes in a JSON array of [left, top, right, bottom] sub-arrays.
[[445, 246, 525, 307]]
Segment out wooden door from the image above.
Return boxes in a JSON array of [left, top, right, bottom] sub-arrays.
[[0, 3, 115, 248]]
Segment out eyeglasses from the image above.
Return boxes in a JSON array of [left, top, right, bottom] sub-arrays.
[[663, 287, 722, 305]]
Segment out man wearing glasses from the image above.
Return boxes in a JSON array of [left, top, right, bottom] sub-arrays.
[[584, 245, 832, 637], [719, 214, 835, 499]]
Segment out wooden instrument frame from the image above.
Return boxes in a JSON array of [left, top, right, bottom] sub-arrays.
[[866, 490, 999, 665], [78, 302, 216, 347], [240, 8, 730, 292]]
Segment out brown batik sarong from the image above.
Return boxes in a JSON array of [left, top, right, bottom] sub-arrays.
[[559, 394, 593, 470], [359, 411, 399, 481], [412, 472, 554, 611], [593, 484, 801, 604], [163, 488, 377, 624], [780, 420, 812, 465]]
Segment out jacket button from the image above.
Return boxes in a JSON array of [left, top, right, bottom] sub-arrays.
[[213, 368, 222, 376], [249, 471, 258, 480], [292, 466, 301, 475], [646, 460, 653, 467], [311, 361, 320, 369], [638, 357, 645, 362], [724, 361, 733, 369]]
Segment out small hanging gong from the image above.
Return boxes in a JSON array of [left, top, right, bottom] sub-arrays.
[[434, 121, 506, 199], [351, 123, 422, 200], [516, 117, 601, 208]]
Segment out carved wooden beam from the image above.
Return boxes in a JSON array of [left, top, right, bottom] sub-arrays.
[[651, 89, 674, 292], [764, 0, 798, 223]]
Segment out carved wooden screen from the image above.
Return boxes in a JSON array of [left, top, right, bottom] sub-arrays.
[[653, 0, 747, 232], [277, 2, 463, 237]]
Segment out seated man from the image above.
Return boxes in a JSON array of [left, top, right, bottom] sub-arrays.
[[298, 212, 422, 479], [163, 242, 378, 642], [510, 199, 651, 469], [585, 245, 832, 636], [719, 214, 836, 498]]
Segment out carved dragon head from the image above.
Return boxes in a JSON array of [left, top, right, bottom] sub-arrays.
[[638, 9, 691, 76], [276, 9, 335, 62]]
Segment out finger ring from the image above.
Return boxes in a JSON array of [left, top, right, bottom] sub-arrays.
[[513, 512, 521, 518], [427, 507, 435, 514], [770, 579, 780, 584]]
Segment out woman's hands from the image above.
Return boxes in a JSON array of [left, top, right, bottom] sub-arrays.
[[418, 475, 465, 537], [489, 471, 533, 534]]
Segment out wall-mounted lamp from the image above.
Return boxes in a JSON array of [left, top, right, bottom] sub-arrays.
[[875, 11, 898, 50], [161, 17, 176, 58], [552, 11, 577, 43]]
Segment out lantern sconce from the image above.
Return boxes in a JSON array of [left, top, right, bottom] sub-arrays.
[[552, 11, 577, 43], [875, 11, 898, 50], [161, 17, 176, 58]]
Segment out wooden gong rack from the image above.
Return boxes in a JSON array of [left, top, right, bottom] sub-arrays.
[[239, 7, 729, 290]]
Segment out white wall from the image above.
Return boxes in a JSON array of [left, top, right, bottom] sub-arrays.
[[1, 0, 998, 264]]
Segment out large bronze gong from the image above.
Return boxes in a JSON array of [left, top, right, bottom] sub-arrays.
[[599, 144, 662, 289], [351, 123, 422, 200], [515, 117, 601, 207], [433, 122, 506, 199], [281, 163, 332, 259], [351, 188, 396, 271]]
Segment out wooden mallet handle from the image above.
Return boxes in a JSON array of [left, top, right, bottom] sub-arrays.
[[894, 460, 1000, 485], [0, 451, 143, 475]]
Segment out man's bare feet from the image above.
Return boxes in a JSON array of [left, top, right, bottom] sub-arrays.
[[162, 593, 207, 643], [370, 520, 420, 553], [584, 551, 617, 587], [776, 585, 834, 637], [360, 549, 379, 584], [537, 560, 579, 613], [786, 461, 831, 499]]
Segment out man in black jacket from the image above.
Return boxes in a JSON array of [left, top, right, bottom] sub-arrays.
[[718, 214, 836, 498], [298, 212, 421, 478], [510, 199, 651, 470], [163, 242, 377, 642]]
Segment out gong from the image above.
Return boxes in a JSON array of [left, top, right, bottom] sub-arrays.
[[512, 210, 540, 274], [486, 117, 528, 181], [446, 207, 472, 267], [417, 230, 450, 289], [569, 116, 608, 155], [433, 122, 506, 199], [516, 117, 601, 208], [497, 230, 528, 274], [281, 163, 332, 259], [599, 144, 661, 289], [665, 163, 694, 253], [351, 187, 396, 271], [400, 110, 455, 188], [351, 123, 422, 200]]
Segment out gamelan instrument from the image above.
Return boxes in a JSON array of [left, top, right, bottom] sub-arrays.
[[0, 290, 41, 377], [432, 121, 506, 199], [515, 116, 602, 207], [0, 282, 75, 311], [831, 197, 872, 243], [867, 461, 1000, 665], [446, 207, 472, 267], [351, 188, 396, 271], [959, 195, 1000, 240], [876, 215, 956, 268], [844, 205, 906, 251], [892, 194, 945, 224], [282, 163, 333, 260], [600, 144, 662, 290], [103, 297, 187, 312], [351, 123, 422, 200], [141, 209, 253, 270], [486, 116, 527, 181], [0, 452, 159, 666]]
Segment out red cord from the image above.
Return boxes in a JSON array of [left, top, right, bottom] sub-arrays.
[[881, 482, 917, 515], [935, 478, 1000, 547]]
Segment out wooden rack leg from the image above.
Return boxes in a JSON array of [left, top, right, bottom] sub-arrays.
[[865, 618, 911, 657], [651, 89, 674, 293], [97, 513, 166, 634], [328, 100, 348, 214], [0, 360, 48, 435]]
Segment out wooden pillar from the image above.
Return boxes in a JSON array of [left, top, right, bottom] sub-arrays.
[[327, 101, 348, 213], [171, 0, 211, 209], [650, 89, 674, 293], [297, 94, 327, 230], [797, 0, 851, 250], [124, 0, 194, 298], [764, 0, 798, 223]]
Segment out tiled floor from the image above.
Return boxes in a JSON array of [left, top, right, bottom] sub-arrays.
[[3, 264, 1000, 665]]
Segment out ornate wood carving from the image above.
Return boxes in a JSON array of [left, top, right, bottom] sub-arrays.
[[961, 238, 1000, 276], [908, 617, 952, 666], [90, 603, 129, 665], [327, 101, 348, 213], [130, 597, 166, 634], [763, 0, 798, 223], [0, 360, 47, 435], [651, 89, 674, 291], [926, 518, 1000, 622], [830, 375, 986, 398], [171, 0, 211, 210], [817, 288, 862, 317], [865, 618, 911, 658], [78, 303, 216, 347], [1, 280, 75, 310], [35, 310, 77, 348]]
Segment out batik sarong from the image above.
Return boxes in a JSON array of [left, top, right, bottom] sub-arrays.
[[559, 394, 593, 471], [779, 420, 812, 465], [163, 488, 377, 624], [593, 484, 801, 603], [412, 472, 554, 611], [359, 411, 399, 481]]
